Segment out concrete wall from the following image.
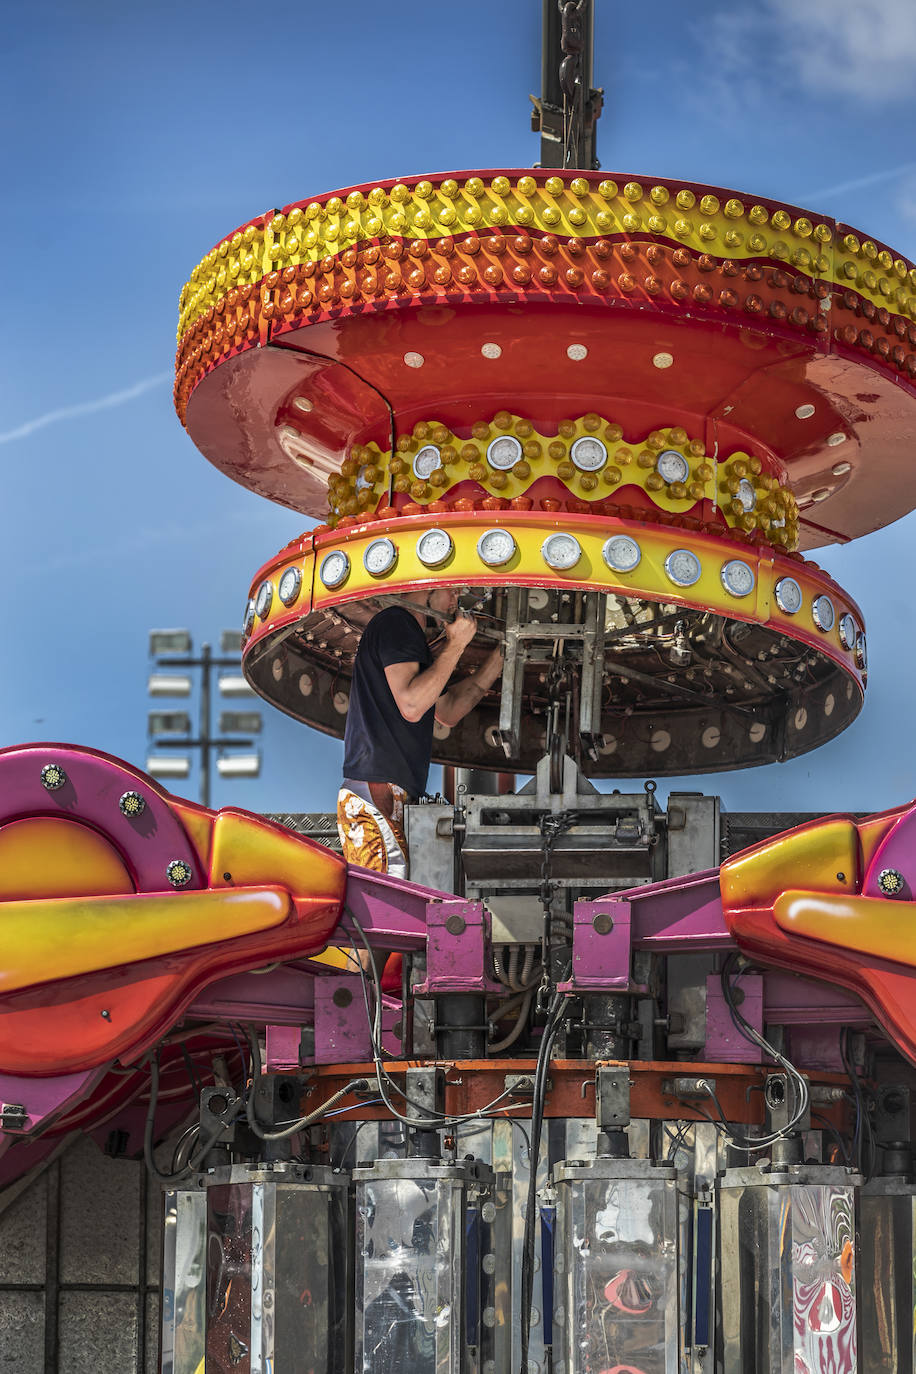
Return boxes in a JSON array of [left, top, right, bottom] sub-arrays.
[[0, 1136, 162, 1373]]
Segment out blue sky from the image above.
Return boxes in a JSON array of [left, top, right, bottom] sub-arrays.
[[4, 0, 916, 817]]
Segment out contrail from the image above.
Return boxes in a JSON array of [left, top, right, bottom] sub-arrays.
[[803, 161, 916, 203], [0, 371, 171, 445]]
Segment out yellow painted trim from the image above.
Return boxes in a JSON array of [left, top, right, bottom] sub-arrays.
[[721, 818, 861, 912], [773, 891, 916, 966], [0, 887, 293, 993], [208, 810, 345, 895], [302, 512, 862, 657]]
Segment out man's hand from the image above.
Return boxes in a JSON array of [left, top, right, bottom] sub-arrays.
[[444, 609, 477, 650]]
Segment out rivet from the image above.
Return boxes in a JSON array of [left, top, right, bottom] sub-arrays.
[[404, 352, 425, 368], [795, 404, 815, 419], [481, 342, 502, 359], [831, 461, 851, 476], [653, 352, 674, 369], [567, 344, 587, 361], [827, 432, 846, 446]]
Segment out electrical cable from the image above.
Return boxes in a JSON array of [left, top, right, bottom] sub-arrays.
[[713, 955, 810, 1150], [242, 1025, 371, 1141], [518, 979, 570, 1374], [811, 1111, 852, 1167], [488, 992, 533, 1054], [143, 1053, 236, 1185], [841, 1028, 874, 1178], [345, 908, 540, 1130]]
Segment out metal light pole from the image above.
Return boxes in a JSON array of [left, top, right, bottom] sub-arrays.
[[147, 631, 261, 807]]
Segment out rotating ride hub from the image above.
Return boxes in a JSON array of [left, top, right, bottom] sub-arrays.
[[174, 171, 916, 774]]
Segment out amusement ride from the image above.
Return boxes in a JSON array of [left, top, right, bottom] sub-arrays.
[[4, 5, 916, 1371]]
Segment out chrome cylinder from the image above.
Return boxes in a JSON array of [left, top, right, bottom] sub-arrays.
[[718, 1163, 860, 1374], [160, 1187, 207, 1374], [204, 1162, 350, 1374], [553, 1156, 681, 1374], [353, 1158, 491, 1374], [859, 1176, 916, 1373]]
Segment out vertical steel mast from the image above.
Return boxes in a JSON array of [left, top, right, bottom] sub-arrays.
[[530, 0, 603, 169]]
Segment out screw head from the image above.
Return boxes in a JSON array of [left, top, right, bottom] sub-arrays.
[[592, 913, 614, 935]]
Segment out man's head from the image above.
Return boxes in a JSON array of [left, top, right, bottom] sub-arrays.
[[425, 587, 458, 617]]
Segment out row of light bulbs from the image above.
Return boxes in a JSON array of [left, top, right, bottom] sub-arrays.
[[243, 530, 865, 671]]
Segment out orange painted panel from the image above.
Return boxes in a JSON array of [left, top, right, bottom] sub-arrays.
[[0, 817, 134, 900]]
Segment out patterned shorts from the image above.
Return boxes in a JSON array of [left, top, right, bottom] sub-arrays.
[[336, 780, 409, 879]]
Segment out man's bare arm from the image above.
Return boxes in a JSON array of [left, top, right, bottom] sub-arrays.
[[383, 614, 478, 722], [434, 646, 504, 728]]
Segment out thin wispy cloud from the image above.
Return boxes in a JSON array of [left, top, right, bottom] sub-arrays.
[[0, 372, 170, 445], [804, 163, 916, 204], [706, 0, 916, 104]]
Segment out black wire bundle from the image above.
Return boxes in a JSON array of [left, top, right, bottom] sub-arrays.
[[712, 955, 810, 1151], [841, 1028, 874, 1178], [518, 980, 569, 1374]]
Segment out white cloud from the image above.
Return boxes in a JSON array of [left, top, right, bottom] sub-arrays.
[[0, 372, 170, 445], [707, 0, 916, 103]]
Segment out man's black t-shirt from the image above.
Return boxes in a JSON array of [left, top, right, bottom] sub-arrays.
[[342, 605, 434, 798]]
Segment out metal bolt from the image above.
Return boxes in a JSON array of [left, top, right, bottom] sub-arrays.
[[100, 1009, 111, 1020], [445, 914, 467, 936], [592, 913, 614, 935], [332, 988, 353, 1008]]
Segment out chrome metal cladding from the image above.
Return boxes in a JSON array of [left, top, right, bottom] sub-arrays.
[[353, 1158, 491, 1374], [553, 1156, 681, 1374], [718, 1165, 859, 1374], [203, 1164, 350, 1374]]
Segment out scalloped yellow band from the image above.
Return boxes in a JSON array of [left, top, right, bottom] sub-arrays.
[[318, 414, 800, 552]]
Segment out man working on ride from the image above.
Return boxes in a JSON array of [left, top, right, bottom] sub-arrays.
[[337, 588, 503, 879]]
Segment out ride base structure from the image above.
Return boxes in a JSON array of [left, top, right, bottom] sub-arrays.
[[8, 46, 916, 1374]]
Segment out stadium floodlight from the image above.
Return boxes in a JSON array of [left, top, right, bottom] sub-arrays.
[[218, 674, 256, 698], [146, 756, 191, 779], [147, 632, 261, 805], [216, 754, 260, 778], [219, 711, 262, 734], [148, 674, 193, 698], [221, 629, 245, 655], [149, 629, 193, 657], [149, 711, 192, 736]]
